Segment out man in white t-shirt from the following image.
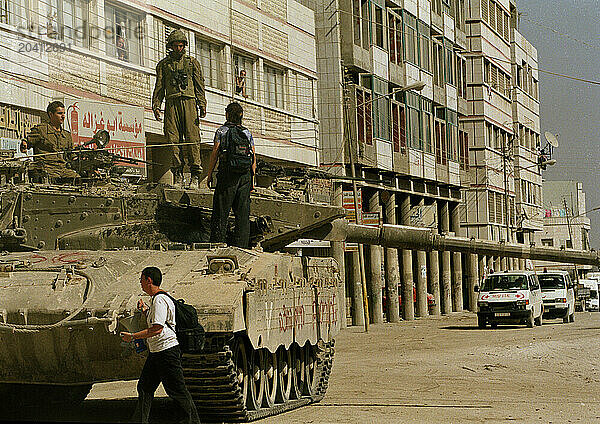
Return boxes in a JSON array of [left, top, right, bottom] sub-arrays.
[[121, 267, 200, 424]]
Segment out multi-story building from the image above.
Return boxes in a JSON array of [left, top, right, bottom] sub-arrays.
[[461, 0, 543, 249], [303, 0, 473, 322], [0, 0, 320, 176], [534, 181, 591, 274]]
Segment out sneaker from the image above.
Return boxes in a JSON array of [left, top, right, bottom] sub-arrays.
[[189, 175, 200, 190]]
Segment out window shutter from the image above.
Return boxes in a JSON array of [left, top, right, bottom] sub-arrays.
[[481, 0, 488, 22], [488, 0, 495, 29], [365, 92, 373, 145], [496, 4, 502, 34], [357, 89, 364, 144], [400, 106, 407, 154], [392, 103, 399, 152], [488, 192, 495, 222]]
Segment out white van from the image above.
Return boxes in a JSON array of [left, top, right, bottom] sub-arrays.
[[538, 270, 575, 323], [580, 279, 599, 311], [475, 271, 543, 328]]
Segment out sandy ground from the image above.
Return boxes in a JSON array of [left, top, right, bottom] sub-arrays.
[[4, 311, 600, 423]]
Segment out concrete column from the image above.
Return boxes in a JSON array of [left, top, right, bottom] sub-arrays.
[[351, 251, 365, 326], [400, 194, 414, 320], [450, 203, 463, 312], [501, 256, 507, 271], [427, 249, 441, 315], [331, 183, 347, 328], [519, 258, 525, 270], [440, 201, 452, 314], [415, 198, 428, 317], [466, 253, 478, 311], [368, 190, 384, 324], [384, 193, 400, 322], [478, 255, 486, 282], [494, 256, 501, 273]]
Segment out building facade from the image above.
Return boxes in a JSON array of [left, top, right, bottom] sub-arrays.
[[0, 0, 320, 173], [461, 0, 543, 248], [304, 0, 475, 322]]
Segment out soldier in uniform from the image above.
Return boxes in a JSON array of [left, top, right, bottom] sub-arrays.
[[20, 100, 79, 183], [152, 29, 207, 189]]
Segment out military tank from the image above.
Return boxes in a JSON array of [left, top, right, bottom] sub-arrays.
[[1, 147, 598, 422], [0, 152, 345, 422]]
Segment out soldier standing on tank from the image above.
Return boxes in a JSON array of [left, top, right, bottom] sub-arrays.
[[152, 29, 206, 189], [20, 100, 80, 183], [207, 102, 256, 248]]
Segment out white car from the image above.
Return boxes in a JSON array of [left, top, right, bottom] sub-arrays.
[[580, 279, 599, 311], [538, 270, 575, 323], [475, 271, 543, 328]]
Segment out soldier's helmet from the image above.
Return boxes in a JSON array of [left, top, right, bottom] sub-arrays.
[[167, 29, 188, 48]]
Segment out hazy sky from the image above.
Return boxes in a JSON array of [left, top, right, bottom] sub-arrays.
[[517, 0, 600, 247]]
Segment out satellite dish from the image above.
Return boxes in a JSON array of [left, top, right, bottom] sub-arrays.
[[544, 131, 559, 148]]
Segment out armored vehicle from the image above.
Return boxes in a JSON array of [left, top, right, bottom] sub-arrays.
[[0, 166, 344, 421]]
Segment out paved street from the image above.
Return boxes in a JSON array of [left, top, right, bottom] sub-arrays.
[[4, 311, 600, 423]]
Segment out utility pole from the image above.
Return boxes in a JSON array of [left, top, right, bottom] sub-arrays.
[[503, 134, 512, 244], [564, 198, 579, 282]]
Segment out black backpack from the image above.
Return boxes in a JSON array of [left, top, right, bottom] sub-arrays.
[[153, 292, 205, 353], [221, 124, 253, 173]]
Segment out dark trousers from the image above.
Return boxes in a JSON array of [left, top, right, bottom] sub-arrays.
[[210, 171, 251, 248], [133, 345, 200, 424]]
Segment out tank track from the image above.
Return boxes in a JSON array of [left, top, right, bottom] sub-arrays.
[[181, 340, 334, 422]]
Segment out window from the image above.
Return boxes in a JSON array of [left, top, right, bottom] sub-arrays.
[[445, 40, 454, 86], [418, 21, 430, 72], [372, 78, 389, 140], [356, 86, 373, 145], [406, 92, 420, 149], [459, 130, 469, 170], [481, 0, 488, 23], [422, 99, 433, 153], [447, 109, 458, 161], [391, 99, 406, 154], [488, 191, 495, 222], [374, 5, 384, 48], [353, 0, 361, 46], [233, 53, 255, 100], [457, 56, 467, 98], [361, 0, 369, 49], [541, 239, 554, 247], [290, 71, 314, 117], [432, 39, 444, 87], [264, 65, 284, 108], [435, 107, 446, 164], [388, 12, 402, 65], [44, 0, 91, 47], [105, 3, 144, 65], [196, 38, 224, 90], [1, 0, 30, 27], [403, 12, 417, 65]]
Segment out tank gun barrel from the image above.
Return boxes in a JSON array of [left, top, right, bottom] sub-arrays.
[[312, 219, 600, 267]]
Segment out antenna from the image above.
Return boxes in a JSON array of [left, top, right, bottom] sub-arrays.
[[544, 131, 559, 148]]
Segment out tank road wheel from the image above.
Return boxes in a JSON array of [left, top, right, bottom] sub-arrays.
[[277, 347, 293, 403], [290, 344, 306, 399], [247, 348, 265, 410], [262, 349, 278, 408], [303, 344, 319, 396], [233, 338, 249, 406]]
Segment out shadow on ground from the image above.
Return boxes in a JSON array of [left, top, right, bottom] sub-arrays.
[[1, 398, 180, 423]]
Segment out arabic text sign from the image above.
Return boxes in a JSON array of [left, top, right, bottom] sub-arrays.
[[64, 99, 145, 176]]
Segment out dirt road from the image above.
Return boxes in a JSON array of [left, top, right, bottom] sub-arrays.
[[5, 311, 600, 423]]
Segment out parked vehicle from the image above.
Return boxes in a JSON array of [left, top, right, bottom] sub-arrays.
[[579, 279, 599, 311], [475, 271, 543, 328], [538, 270, 575, 323]]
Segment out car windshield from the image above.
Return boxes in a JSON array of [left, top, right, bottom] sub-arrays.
[[482, 275, 529, 291], [538, 275, 565, 290]]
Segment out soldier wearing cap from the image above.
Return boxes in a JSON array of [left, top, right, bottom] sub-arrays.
[[152, 29, 207, 189], [20, 100, 79, 183]]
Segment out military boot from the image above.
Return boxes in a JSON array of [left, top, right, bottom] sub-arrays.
[[189, 174, 200, 190], [171, 168, 184, 187]]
